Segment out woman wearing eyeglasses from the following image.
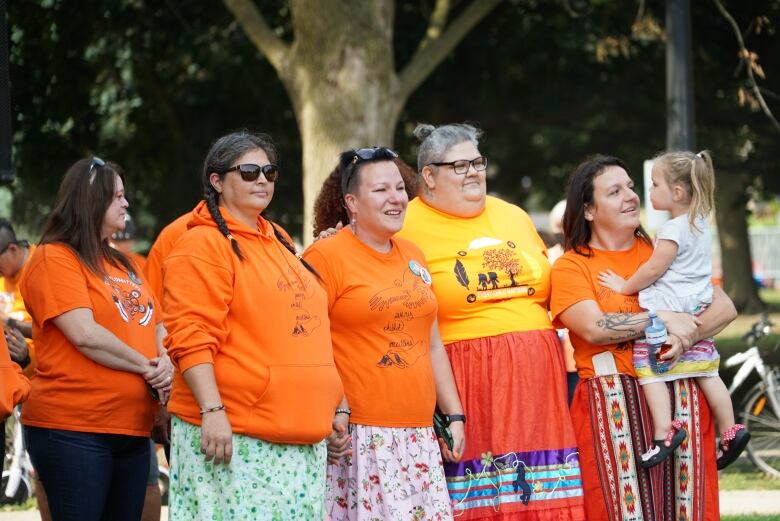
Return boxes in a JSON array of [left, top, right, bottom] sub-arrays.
[[304, 147, 464, 520], [395, 123, 586, 520], [161, 131, 343, 520], [19, 158, 172, 521]]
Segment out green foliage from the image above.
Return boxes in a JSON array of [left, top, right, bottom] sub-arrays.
[[7, 0, 780, 240]]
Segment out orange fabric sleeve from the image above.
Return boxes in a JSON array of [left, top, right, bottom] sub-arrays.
[[301, 246, 339, 311], [21, 248, 93, 327], [163, 243, 233, 372], [0, 335, 29, 418], [549, 255, 596, 325]]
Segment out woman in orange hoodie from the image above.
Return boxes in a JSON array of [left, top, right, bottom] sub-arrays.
[[1, 334, 29, 450], [305, 148, 465, 520], [162, 131, 343, 520]]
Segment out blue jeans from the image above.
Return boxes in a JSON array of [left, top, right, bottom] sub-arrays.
[[25, 426, 149, 521]]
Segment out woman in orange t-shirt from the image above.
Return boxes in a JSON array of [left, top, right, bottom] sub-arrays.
[[161, 131, 342, 520], [549, 155, 736, 521], [19, 158, 172, 521], [305, 148, 464, 520]]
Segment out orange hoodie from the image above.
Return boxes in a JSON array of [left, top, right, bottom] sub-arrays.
[[163, 202, 343, 444], [144, 213, 190, 301], [1, 334, 29, 419]]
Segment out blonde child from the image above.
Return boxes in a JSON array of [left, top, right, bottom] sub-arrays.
[[598, 150, 748, 469]]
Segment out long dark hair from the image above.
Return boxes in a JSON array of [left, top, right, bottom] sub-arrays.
[[202, 130, 318, 276], [40, 158, 135, 278], [562, 154, 652, 256]]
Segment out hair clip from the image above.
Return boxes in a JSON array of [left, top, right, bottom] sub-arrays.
[[695, 152, 703, 159]]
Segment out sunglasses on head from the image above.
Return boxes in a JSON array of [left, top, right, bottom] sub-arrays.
[[224, 163, 279, 182], [87, 156, 105, 184], [351, 147, 398, 164]]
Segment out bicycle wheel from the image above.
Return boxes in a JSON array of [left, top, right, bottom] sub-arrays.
[[741, 374, 780, 479]]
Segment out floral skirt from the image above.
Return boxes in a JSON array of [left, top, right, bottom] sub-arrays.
[[170, 416, 327, 520], [325, 424, 453, 520], [443, 330, 585, 520]]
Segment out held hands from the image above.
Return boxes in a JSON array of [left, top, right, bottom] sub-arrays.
[[598, 270, 628, 295], [326, 413, 352, 465], [200, 409, 233, 465], [143, 354, 173, 405], [439, 421, 465, 463], [4, 327, 29, 365]]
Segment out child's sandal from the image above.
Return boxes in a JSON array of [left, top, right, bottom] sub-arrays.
[[639, 420, 687, 469], [717, 424, 750, 470]]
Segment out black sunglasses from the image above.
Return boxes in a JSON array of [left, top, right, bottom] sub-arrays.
[[224, 163, 279, 182], [87, 156, 105, 183], [351, 147, 398, 164]]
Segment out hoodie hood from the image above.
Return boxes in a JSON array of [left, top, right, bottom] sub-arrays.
[[187, 200, 275, 240]]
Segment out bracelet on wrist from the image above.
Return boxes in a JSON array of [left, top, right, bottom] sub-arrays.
[[335, 407, 351, 416], [200, 404, 225, 416]]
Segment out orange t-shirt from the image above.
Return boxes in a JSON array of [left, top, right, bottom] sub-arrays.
[[2, 245, 37, 377], [144, 213, 190, 301], [1, 334, 29, 418], [163, 202, 342, 444], [19, 243, 158, 436], [304, 228, 437, 427], [397, 196, 553, 344], [549, 239, 653, 379]]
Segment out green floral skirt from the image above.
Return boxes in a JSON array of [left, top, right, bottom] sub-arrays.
[[170, 416, 327, 520]]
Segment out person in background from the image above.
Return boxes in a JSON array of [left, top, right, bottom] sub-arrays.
[[397, 123, 585, 520], [144, 213, 190, 300], [20, 157, 172, 521], [162, 131, 343, 519], [550, 154, 736, 520], [1, 334, 30, 461], [306, 147, 464, 520], [110, 213, 147, 271], [0, 219, 35, 374]]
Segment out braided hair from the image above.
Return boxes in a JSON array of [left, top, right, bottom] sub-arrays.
[[202, 131, 318, 276]]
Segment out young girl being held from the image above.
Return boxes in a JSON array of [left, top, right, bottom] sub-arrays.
[[598, 150, 748, 469]]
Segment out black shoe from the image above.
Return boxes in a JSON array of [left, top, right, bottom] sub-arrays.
[[717, 426, 750, 470], [639, 426, 687, 469]]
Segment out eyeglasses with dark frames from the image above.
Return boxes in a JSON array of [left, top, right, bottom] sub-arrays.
[[224, 163, 279, 183], [428, 156, 488, 175], [0, 241, 15, 255], [87, 156, 105, 184]]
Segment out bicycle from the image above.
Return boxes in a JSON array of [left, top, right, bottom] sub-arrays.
[[2, 406, 33, 504], [724, 313, 780, 479]]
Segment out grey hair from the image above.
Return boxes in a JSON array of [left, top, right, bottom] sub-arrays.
[[413, 123, 483, 172]]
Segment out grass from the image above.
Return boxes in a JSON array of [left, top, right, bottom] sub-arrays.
[[719, 460, 780, 490], [720, 514, 778, 521]]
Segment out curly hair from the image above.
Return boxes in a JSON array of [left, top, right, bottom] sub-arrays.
[[312, 155, 418, 237]]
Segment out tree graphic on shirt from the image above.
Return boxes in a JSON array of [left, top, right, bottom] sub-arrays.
[[482, 248, 521, 287]]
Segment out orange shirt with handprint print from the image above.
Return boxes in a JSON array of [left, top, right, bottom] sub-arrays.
[[304, 227, 437, 427]]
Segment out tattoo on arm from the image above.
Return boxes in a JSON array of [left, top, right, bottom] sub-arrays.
[[596, 313, 648, 342]]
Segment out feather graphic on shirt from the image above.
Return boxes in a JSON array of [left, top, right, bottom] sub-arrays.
[[454, 259, 469, 289]]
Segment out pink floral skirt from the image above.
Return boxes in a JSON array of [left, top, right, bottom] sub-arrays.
[[325, 424, 453, 520]]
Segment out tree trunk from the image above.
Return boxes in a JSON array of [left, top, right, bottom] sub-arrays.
[[223, 0, 500, 242], [714, 169, 765, 312], [283, 0, 402, 243]]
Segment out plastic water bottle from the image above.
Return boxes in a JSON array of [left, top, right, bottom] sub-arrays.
[[646, 310, 670, 373]]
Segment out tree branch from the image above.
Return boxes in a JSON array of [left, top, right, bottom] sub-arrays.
[[413, 0, 451, 56], [712, 0, 780, 132], [398, 0, 500, 101], [222, 0, 290, 72]]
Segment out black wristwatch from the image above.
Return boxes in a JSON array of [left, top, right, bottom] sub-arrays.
[[444, 414, 466, 425]]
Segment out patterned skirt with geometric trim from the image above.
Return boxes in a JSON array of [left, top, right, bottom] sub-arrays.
[[569, 374, 720, 521], [443, 330, 586, 520]]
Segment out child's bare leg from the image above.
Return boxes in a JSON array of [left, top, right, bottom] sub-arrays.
[[643, 382, 672, 440], [695, 376, 735, 433]]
